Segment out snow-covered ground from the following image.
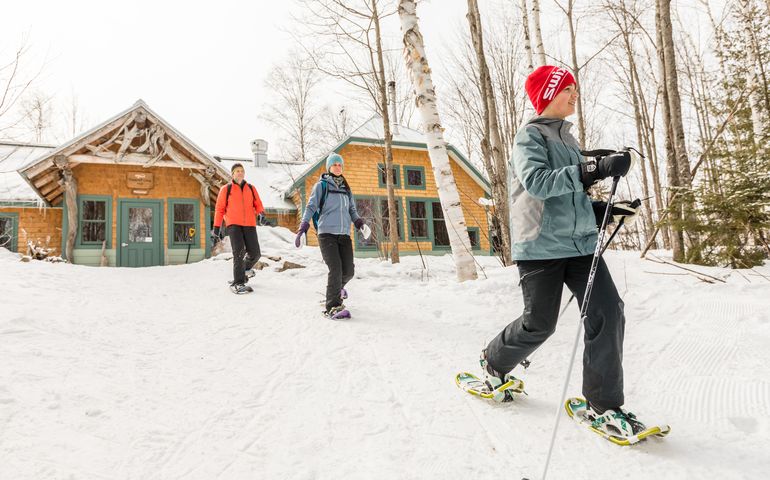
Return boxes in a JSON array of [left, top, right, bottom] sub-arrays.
[[1, 227, 769, 480]]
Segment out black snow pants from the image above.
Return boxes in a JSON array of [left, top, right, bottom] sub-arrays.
[[318, 233, 355, 311], [227, 224, 261, 285], [485, 255, 626, 408]]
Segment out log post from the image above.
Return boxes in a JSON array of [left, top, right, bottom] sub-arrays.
[[55, 155, 78, 262]]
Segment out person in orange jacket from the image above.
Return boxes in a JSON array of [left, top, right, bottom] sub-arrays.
[[213, 163, 265, 294]]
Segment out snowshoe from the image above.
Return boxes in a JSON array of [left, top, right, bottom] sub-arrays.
[[565, 397, 671, 446], [230, 283, 253, 295], [478, 349, 525, 402], [323, 304, 351, 320]]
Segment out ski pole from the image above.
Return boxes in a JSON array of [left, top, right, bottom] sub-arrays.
[[539, 176, 622, 480]]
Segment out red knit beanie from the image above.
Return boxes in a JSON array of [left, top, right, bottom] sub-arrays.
[[525, 66, 576, 114]]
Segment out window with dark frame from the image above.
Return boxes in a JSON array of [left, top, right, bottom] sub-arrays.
[[378, 164, 400, 188], [431, 201, 450, 247], [0, 216, 15, 250], [81, 200, 107, 244], [408, 200, 428, 239], [355, 198, 378, 248], [172, 203, 196, 244], [467, 229, 480, 249], [379, 199, 403, 240], [405, 167, 425, 188]]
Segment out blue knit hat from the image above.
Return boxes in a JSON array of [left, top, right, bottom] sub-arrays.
[[326, 153, 344, 171]]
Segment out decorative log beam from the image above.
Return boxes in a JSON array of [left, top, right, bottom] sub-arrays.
[[33, 170, 61, 189], [54, 155, 78, 262], [68, 153, 205, 170], [40, 179, 62, 197]]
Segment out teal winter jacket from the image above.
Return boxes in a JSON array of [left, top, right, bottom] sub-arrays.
[[508, 116, 598, 260]]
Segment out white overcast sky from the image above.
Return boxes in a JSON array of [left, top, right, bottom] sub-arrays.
[[2, 0, 721, 160], [1, 0, 478, 158]]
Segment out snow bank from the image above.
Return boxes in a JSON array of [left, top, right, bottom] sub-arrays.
[[1, 245, 769, 479]]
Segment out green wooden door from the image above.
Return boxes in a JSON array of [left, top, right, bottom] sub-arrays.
[[118, 200, 163, 267]]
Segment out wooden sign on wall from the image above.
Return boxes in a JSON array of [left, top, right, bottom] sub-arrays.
[[127, 172, 154, 189]]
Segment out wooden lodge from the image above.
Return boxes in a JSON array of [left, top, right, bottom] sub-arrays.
[[0, 103, 496, 266]]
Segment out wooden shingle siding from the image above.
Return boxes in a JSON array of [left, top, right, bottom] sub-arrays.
[[0, 206, 62, 255], [297, 144, 490, 255]]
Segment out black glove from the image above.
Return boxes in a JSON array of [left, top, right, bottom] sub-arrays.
[[580, 151, 632, 188], [591, 199, 641, 229], [211, 227, 222, 244]]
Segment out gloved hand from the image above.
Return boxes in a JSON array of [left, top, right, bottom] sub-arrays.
[[591, 199, 641, 229], [295, 221, 310, 248], [354, 218, 365, 230], [211, 227, 222, 245], [257, 213, 266, 226], [580, 150, 633, 188]]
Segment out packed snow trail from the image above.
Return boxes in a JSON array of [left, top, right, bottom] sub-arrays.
[[1, 227, 769, 479]]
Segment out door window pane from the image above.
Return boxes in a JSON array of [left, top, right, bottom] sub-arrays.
[[129, 207, 153, 243]]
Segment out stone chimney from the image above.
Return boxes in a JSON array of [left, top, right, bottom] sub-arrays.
[[250, 139, 268, 168]]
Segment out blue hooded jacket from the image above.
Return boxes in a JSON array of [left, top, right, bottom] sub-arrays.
[[301, 173, 361, 236]]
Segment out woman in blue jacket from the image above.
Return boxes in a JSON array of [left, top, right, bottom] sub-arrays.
[[295, 153, 367, 319]]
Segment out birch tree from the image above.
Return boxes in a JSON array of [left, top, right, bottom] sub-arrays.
[[398, 0, 478, 282], [531, 0, 547, 66], [520, 0, 535, 71]]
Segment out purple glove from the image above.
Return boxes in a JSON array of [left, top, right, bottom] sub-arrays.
[[295, 221, 310, 248], [354, 218, 365, 230]]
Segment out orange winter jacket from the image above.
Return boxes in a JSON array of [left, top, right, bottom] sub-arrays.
[[214, 181, 265, 227]]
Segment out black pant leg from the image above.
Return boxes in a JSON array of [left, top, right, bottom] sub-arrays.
[[339, 234, 355, 287], [228, 225, 247, 284], [564, 255, 625, 408], [242, 227, 261, 271], [486, 259, 567, 373], [319, 234, 343, 311]]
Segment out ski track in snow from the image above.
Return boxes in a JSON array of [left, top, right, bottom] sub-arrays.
[[1, 233, 769, 480]]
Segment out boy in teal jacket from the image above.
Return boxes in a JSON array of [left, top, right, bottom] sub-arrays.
[[481, 66, 644, 438]]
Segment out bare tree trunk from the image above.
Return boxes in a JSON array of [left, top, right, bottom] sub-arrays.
[[56, 156, 78, 262], [531, 0, 547, 66], [372, 0, 400, 263], [656, 0, 685, 262], [398, 0, 478, 282], [466, 0, 512, 265], [625, 45, 656, 247], [520, 0, 534, 71]]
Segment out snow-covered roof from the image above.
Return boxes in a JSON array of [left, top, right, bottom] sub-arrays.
[[214, 156, 307, 212], [347, 114, 427, 144], [0, 142, 56, 203], [287, 114, 491, 195]]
